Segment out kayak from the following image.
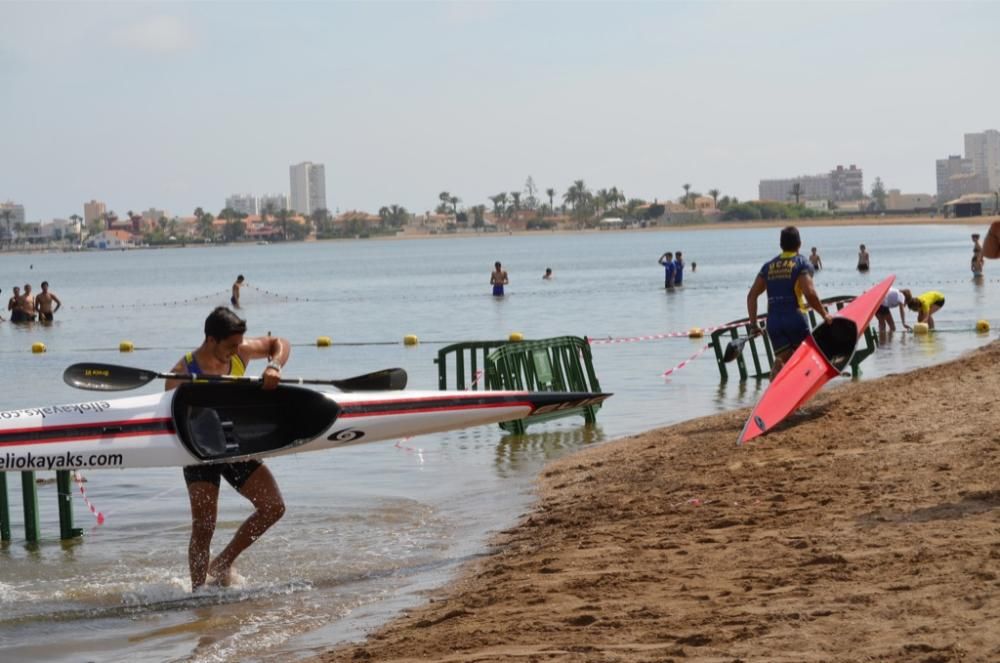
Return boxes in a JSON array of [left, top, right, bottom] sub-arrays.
[[737, 275, 895, 445], [0, 384, 612, 471]]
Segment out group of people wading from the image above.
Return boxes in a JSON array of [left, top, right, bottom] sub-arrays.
[[3, 281, 61, 323]]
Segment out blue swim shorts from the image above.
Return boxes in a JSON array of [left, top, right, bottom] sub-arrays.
[[766, 310, 810, 356]]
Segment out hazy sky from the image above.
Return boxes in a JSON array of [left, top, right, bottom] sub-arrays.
[[3, 1, 998, 221]]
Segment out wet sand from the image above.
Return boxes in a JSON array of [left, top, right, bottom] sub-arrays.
[[316, 341, 1000, 662]]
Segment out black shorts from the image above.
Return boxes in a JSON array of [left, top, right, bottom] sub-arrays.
[[876, 305, 891, 317], [184, 460, 263, 490], [39, 311, 53, 322]]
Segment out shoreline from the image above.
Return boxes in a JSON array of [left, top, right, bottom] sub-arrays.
[[314, 342, 1000, 662], [2, 214, 996, 256]]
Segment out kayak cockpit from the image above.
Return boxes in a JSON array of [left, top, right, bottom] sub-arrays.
[[812, 317, 859, 371], [172, 383, 340, 462]]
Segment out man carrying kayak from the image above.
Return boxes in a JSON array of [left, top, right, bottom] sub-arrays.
[[747, 226, 832, 376], [166, 306, 289, 590]]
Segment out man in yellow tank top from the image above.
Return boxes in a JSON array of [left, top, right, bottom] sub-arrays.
[[166, 306, 290, 590]]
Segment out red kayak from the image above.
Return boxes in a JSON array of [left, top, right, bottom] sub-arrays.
[[737, 275, 895, 445]]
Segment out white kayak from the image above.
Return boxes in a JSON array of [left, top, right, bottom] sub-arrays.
[[0, 383, 611, 471]]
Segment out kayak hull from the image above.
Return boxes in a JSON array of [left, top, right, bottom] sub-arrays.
[[738, 275, 895, 445], [0, 387, 611, 471]]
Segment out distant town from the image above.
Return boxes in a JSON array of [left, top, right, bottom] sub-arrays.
[[3, 131, 1000, 250]]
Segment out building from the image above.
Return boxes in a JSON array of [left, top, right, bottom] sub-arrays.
[[289, 162, 327, 215], [964, 130, 1000, 191], [759, 165, 863, 203], [141, 208, 168, 225], [258, 194, 288, 214], [759, 174, 832, 202], [87, 229, 136, 249], [225, 194, 258, 216], [0, 201, 26, 228], [886, 190, 935, 212], [936, 155, 986, 203], [83, 200, 107, 225], [830, 165, 864, 201]]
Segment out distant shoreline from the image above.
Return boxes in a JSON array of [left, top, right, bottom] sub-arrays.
[[1, 214, 996, 256]]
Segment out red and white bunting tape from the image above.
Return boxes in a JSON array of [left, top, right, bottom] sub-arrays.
[[662, 344, 712, 378], [589, 321, 745, 346], [73, 471, 105, 525]]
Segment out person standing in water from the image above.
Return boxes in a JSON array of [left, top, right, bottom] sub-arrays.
[[34, 281, 62, 322], [490, 262, 509, 296], [857, 244, 870, 272], [808, 247, 823, 271], [658, 252, 676, 289], [542, 267, 553, 280], [231, 275, 245, 308]]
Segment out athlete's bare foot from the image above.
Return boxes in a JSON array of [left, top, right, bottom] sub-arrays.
[[206, 563, 237, 587]]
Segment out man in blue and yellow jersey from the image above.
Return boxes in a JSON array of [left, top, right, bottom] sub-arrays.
[[747, 226, 832, 376]]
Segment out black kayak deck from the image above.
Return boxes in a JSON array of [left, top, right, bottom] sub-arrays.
[[172, 383, 341, 461]]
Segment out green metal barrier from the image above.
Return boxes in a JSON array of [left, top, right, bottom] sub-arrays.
[[435, 336, 603, 434], [435, 340, 509, 391], [711, 295, 878, 382], [0, 470, 82, 544], [487, 336, 602, 434]]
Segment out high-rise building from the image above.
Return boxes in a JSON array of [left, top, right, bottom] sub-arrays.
[[83, 199, 106, 225], [963, 130, 1000, 191], [258, 194, 288, 214], [830, 165, 864, 201], [289, 162, 327, 215], [225, 194, 258, 216], [935, 155, 986, 203]]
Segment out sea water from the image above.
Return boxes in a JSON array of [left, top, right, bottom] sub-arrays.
[[0, 223, 995, 661]]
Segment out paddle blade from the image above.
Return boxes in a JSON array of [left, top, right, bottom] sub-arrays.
[[333, 367, 407, 392], [723, 337, 749, 363], [63, 363, 160, 391]]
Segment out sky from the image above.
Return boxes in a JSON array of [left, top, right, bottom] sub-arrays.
[[2, 1, 999, 221]]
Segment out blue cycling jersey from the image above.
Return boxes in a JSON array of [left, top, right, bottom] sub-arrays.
[[759, 252, 813, 313]]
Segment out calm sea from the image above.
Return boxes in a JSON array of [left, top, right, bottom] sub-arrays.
[[0, 223, 995, 661]]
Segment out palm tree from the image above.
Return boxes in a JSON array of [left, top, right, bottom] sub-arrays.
[[449, 196, 460, 215], [545, 188, 555, 215], [708, 189, 720, 207], [274, 209, 294, 241], [489, 193, 508, 221], [789, 183, 803, 205], [510, 192, 521, 217], [682, 183, 692, 208], [563, 179, 588, 212]]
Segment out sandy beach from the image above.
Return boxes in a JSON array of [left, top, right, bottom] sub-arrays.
[[315, 341, 1000, 662]]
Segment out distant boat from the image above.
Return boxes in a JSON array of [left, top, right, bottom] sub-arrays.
[[257, 240, 270, 245]]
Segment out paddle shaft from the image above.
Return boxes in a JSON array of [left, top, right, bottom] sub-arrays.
[[64, 363, 407, 392]]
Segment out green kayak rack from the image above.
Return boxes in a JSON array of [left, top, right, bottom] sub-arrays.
[[435, 335, 603, 434], [1, 470, 83, 545]]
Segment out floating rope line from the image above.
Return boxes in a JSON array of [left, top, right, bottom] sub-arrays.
[[70, 290, 230, 310], [244, 284, 317, 303]]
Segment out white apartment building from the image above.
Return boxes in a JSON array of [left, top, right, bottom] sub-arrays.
[[964, 130, 1000, 191], [289, 162, 327, 215], [258, 193, 288, 214], [225, 194, 258, 216]]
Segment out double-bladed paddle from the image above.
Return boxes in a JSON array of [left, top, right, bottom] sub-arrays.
[[63, 362, 407, 392]]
